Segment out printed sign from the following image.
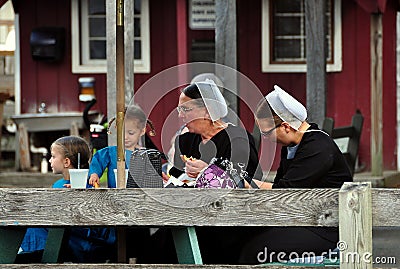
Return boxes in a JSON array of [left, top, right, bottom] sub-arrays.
[[189, 0, 216, 29]]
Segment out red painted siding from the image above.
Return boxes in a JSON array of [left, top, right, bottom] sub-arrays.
[[19, 0, 107, 114], [237, 0, 398, 171], [17, 0, 398, 171]]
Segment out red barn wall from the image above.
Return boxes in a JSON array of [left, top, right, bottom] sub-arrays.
[[19, 0, 107, 114], [18, 0, 182, 152], [17, 0, 398, 171], [237, 0, 398, 171]]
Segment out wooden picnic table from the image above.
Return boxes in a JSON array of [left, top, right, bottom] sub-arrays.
[[0, 184, 398, 268]]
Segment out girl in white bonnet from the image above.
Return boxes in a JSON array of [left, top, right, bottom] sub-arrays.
[[240, 85, 352, 264]]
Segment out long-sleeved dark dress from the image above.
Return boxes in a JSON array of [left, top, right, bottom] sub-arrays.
[[169, 124, 263, 180], [239, 123, 352, 264]]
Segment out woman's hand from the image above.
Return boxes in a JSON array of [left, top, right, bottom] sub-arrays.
[[88, 173, 100, 187], [185, 159, 208, 178]]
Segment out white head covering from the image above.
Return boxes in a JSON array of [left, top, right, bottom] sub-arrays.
[[191, 73, 224, 89], [266, 85, 307, 130], [195, 79, 228, 122]]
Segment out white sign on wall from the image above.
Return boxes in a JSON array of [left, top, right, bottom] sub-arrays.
[[189, 0, 215, 29]]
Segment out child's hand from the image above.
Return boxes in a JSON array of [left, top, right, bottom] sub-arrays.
[[88, 173, 100, 187], [162, 172, 170, 183], [63, 184, 71, 188]]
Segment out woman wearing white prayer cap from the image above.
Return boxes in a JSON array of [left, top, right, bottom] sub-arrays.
[[168, 79, 262, 181], [253, 84, 352, 188], [167, 79, 263, 264], [239, 85, 352, 264]]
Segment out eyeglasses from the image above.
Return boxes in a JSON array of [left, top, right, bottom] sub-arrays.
[[176, 106, 195, 114], [260, 124, 281, 137]]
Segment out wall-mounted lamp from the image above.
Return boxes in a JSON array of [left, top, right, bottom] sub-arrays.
[[78, 77, 96, 102]]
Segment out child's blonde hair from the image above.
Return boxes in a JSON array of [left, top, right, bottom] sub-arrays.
[[51, 136, 91, 169], [109, 104, 156, 136]]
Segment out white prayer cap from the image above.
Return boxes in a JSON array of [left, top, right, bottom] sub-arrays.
[[191, 73, 224, 89], [195, 79, 228, 122], [266, 85, 307, 130]]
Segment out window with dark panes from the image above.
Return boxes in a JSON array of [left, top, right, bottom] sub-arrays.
[[134, 0, 142, 60], [87, 0, 106, 60], [72, 0, 150, 73], [262, 0, 341, 72], [271, 0, 331, 63]]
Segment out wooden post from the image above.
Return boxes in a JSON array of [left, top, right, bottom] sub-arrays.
[[176, 0, 188, 65], [106, 0, 117, 146], [370, 13, 383, 176], [305, 0, 327, 127], [106, 0, 134, 146], [215, 0, 238, 124], [18, 123, 31, 171], [123, 0, 134, 104], [0, 100, 4, 159], [339, 182, 372, 269], [69, 121, 79, 136]]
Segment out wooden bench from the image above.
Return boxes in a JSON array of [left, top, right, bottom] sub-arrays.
[[0, 183, 399, 268], [330, 111, 364, 176]]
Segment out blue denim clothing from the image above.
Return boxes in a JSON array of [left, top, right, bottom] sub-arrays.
[[19, 228, 48, 254], [20, 177, 116, 262], [88, 146, 132, 188], [18, 178, 72, 253]]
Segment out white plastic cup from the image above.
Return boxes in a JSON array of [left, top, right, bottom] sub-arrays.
[[69, 169, 89, 188], [114, 169, 128, 186]]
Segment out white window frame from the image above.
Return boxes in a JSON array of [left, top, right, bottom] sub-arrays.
[[71, 0, 150, 74], [261, 0, 342, 73]]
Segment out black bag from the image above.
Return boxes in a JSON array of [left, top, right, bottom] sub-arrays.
[[126, 149, 165, 188]]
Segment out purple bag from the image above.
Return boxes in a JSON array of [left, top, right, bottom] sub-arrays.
[[195, 163, 237, 189], [195, 158, 245, 189]]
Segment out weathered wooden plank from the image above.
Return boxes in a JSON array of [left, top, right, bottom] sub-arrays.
[[106, 0, 117, 146], [1, 188, 398, 227], [17, 124, 31, 171], [370, 13, 383, 176], [106, 0, 133, 148], [305, 0, 327, 126], [0, 188, 339, 227], [372, 188, 400, 226], [215, 0, 238, 124], [339, 182, 372, 269]]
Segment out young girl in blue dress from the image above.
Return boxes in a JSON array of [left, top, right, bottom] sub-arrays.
[[88, 104, 155, 188], [19, 136, 116, 263]]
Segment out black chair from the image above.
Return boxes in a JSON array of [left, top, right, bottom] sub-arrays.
[[322, 117, 335, 136], [331, 110, 364, 176]]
